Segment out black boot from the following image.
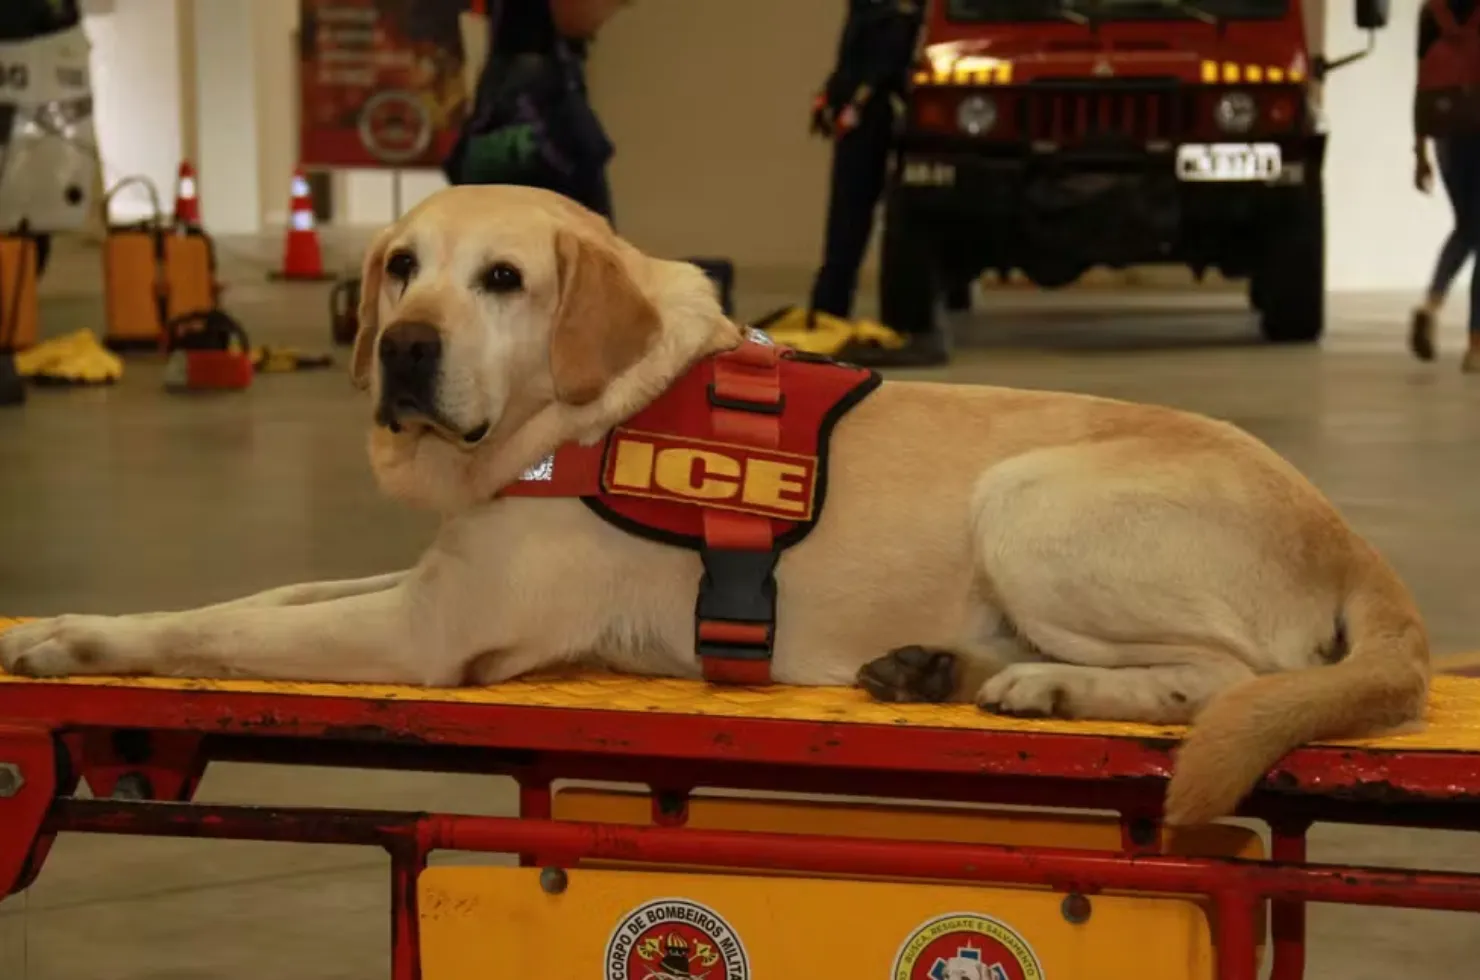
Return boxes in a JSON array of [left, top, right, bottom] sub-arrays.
[[838, 329, 950, 368], [0, 355, 25, 406]]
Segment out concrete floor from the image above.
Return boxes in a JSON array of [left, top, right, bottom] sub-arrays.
[[1, 237, 1478, 978]]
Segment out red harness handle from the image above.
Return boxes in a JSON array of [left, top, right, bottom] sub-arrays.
[[695, 341, 784, 685]]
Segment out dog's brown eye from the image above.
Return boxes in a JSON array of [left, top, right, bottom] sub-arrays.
[[385, 249, 418, 282], [478, 261, 523, 293]]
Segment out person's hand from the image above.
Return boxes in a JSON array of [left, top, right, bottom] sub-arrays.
[[551, 0, 626, 40], [809, 94, 836, 138], [1415, 153, 1435, 195]]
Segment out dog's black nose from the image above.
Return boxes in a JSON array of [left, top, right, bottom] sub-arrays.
[[378, 320, 442, 405]]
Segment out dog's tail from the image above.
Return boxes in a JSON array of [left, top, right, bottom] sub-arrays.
[[1163, 552, 1430, 825]]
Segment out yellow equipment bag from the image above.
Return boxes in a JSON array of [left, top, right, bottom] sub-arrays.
[[0, 234, 39, 353], [101, 177, 219, 350]]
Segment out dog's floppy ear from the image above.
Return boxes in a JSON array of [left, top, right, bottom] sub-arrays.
[[549, 229, 660, 406], [350, 224, 397, 391]]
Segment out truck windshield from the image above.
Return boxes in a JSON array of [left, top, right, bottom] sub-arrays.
[[949, 0, 1288, 21]]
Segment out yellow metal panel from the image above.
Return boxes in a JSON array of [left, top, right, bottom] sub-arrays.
[[419, 866, 1221, 980], [2, 619, 1477, 754], [1200, 60, 1218, 83], [551, 788, 1264, 862], [548, 789, 1267, 956]]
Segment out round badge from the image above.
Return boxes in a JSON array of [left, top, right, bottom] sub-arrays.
[[892, 912, 1044, 980], [605, 897, 749, 980], [357, 90, 433, 164]]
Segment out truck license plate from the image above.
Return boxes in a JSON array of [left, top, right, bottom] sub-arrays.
[[1175, 142, 1282, 182]]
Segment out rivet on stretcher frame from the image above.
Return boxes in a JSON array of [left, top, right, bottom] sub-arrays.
[[0, 762, 23, 797], [1060, 892, 1093, 924], [540, 866, 569, 895]]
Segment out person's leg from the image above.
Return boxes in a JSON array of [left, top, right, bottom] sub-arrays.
[[1411, 228, 1470, 360], [1414, 139, 1477, 360], [808, 98, 894, 320], [1469, 239, 1480, 370], [1449, 136, 1480, 370]]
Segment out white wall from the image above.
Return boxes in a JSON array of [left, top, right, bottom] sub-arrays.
[[192, 0, 260, 234], [83, 0, 184, 223], [339, 170, 447, 227], [1323, 5, 1454, 293], [252, 0, 299, 227]]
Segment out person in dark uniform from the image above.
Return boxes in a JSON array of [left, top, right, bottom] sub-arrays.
[[1409, 0, 1480, 370], [444, 0, 616, 221], [807, 0, 944, 366]]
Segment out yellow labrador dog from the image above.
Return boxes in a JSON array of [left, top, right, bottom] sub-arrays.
[[0, 185, 1429, 825]]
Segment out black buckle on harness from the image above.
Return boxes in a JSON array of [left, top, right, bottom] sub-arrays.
[[695, 548, 779, 661], [706, 382, 785, 416]]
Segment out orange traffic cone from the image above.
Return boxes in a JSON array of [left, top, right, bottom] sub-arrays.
[[272, 167, 331, 281], [173, 160, 200, 228]]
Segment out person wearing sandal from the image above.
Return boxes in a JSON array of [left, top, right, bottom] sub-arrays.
[[1409, 0, 1480, 371]]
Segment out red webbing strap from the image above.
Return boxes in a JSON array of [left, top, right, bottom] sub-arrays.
[[697, 341, 783, 685], [495, 442, 606, 498]]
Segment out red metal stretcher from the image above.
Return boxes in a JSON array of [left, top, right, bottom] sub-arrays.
[[2, 615, 1480, 979]]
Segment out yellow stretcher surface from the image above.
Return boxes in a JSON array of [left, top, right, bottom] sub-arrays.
[[3, 618, 1480, 753]]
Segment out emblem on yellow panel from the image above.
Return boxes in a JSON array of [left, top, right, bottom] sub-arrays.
[[605, 897, 750, 980], [893, 912, 1044, 980]]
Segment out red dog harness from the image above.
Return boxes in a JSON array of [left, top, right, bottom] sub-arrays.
[[499, 333, 880, 685]]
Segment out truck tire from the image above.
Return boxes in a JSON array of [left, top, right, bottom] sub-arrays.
[[1257, 188, 1324, 344], [1247, 274, 1265, 314], [879, 192, 937, 337], [944, 278, 971, 312]]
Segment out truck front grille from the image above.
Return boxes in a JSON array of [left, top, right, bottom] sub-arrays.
[[1019, 82, 1183, 145]]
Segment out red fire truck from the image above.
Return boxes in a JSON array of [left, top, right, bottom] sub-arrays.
[[883, 0, 1388, 343]]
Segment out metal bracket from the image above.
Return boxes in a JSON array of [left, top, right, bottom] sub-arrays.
[[0, 728, 59, 898]]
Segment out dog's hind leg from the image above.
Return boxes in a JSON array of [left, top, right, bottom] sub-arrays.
[[856, 611, 1044, 704], [953, 441, 1333, 724], [974, 654, 1254, 723], [854, 625, 1256, 723]]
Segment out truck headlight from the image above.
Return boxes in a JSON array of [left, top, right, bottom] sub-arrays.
[[1214, 91, 1257, 134], [957, 94, 998, 136]]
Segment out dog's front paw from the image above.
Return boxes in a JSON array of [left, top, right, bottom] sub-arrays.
[[976, 663, 1073, 719], [857, 645, 961, 703], [0, 615, 128, 678]]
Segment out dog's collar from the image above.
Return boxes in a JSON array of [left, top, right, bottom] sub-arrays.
[[498, 330, 784, 502]]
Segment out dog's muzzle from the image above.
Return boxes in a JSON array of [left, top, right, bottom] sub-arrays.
[[374, 321, 489, 445]]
